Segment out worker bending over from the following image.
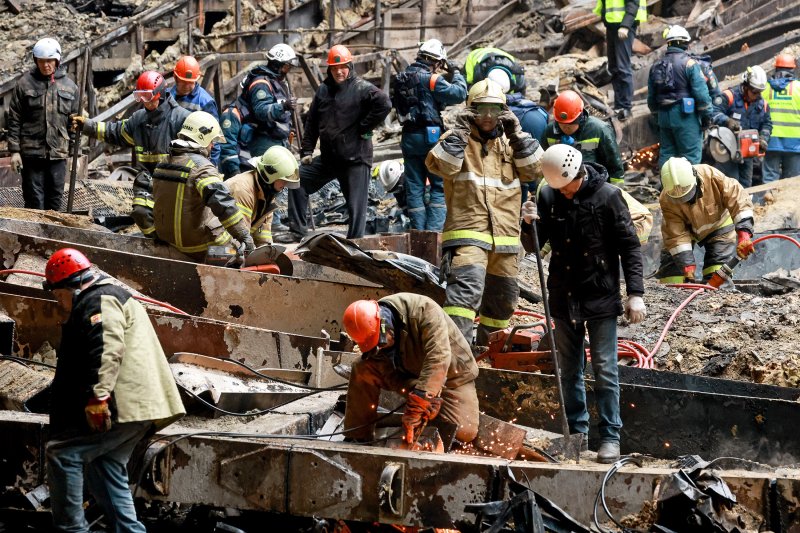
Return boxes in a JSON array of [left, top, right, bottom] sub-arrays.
[[656, 157, 755, 283], [342, 293, 480, 444]]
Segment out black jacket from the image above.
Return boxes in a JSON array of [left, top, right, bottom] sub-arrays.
[[301, 69, 391, 166], [526, 162, 644, 323]]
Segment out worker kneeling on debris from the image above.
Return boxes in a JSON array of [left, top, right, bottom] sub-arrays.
[[656, 157, 755, 284], [43, 248, 184, 532], [151, 111, 256, 263], [341, 293, 480, 445]]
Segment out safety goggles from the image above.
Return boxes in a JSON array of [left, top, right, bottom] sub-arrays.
[[475, 104, 503, 118], [133, 89, 159, 103]]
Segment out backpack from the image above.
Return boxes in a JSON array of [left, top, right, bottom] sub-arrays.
[[690, 53, 721, 99], [651, 57, 676, 93], [391, 70, 423, 126]]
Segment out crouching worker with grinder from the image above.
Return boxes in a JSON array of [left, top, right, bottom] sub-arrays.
[[341, 293, 480, 448]]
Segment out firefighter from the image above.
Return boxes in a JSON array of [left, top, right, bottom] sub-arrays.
[[647, 25, 713, 167], [7, 38, 80, 210], [712, 66, 772, 187], [168, 56, 220, 165], [72, 71, 191, 238], [151, 111, 255, 262], [426, 79, 543, 346], [341, 294, 480, 444], [763, 53, 800, 182], [394, 39, 467, 231], [43, 248, 184, 532], [656, 157, 755, 284], [225, 145, 300, 245]]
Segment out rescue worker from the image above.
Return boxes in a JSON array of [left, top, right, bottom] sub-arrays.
[[521, 144, 645, 463], [426, 79, 543, 346], [373, 159, 408, 217], [151, 111, 255, 262], [219, 96, 253, 179], [394, 39, 467, 230], [43, 248, 184, 532], [647, 25, 713, 167], [656, 157, 755, 283], [594, 0, 647, 120], [341, 294, 480, 444], [712, 66, 772, 187], [72, 71, 191, 238], [8, 38, 80, 210], [463, 47, 526, 94], [168, 56, 220, 165], [762, 54, 800, 182], [284, 44, 392, 241], [225, 145, 300, 245]]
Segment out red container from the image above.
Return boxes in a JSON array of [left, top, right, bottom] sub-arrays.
[[738, 129, 765, 159]]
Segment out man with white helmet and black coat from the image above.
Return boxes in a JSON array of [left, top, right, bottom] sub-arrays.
[[520, 144, 646, 463], [7, 38, 80, 210]]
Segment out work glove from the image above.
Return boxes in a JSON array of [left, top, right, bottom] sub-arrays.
[[624, 295, 647, 324], [737, 230, 755, 259], [445, 60, 459, 74], [360, 131, 373, 140], [683, 264, 697, 282], [239, 234, 256, 256], [281, 97, 298, 112], [402, 389, 443, 446], [724, 117, 741, 132], [10, 153, 22, 174], [85, 396, 112, 433], [498, 108, 522, 137], [758, 137, 768, 154], [454, 108, 475, 137], [70, 114, 87, 132], [300, 154, 314, 165], [521, 200, 539, 223], [617, 26, 630, 40]]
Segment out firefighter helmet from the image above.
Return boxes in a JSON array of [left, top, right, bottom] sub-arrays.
[[44, 248, 92, 290], [133, 71, 166, 103], [179, 111, 226, 148], [661, 157, 697, 202], [467, 79, 507, 106], [252, 146, 300, 189]]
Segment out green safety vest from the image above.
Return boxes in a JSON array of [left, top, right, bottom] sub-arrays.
[[593, 0, 647, 24], [764, 81, 800, 138], [464, 47, 517, 85]]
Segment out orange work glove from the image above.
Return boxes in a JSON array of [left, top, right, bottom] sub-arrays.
[[683, 264, 697, 282], [402, 389, 442, 445], [85, 397, 112, 433], [737, 230, 755, 259]]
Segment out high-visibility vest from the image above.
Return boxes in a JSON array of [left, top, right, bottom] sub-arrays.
[[764, 80, 800, 138], [593, 0, 647, 24]]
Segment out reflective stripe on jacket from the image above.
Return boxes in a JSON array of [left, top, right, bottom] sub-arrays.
[[542, 113, 625, 182], [764, 79, 800, 151], [225, 170, 281, 245]]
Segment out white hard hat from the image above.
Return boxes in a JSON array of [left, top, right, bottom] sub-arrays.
[[664, 25, 691, 44], [542, 144, 583, 189], [418, 39, 447, 61], [487, 69, 512, 94], [33, 38, 62, 63], [378, 160, 404, 193], [742, 65, 767, 91], [267, 43, 299, 67]]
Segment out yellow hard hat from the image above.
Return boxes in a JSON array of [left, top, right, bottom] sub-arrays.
[[467, 79, 507, 107], [179, 111, 225, 148], [661, 157, 696, 201]]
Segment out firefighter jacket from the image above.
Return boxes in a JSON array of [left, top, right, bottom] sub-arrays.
[[527, 162, 644, 323], [648, 47, 713, 123], [225, 169, 282, 245], [425, 118, 543, 253], [378, 293, 479, 396], [49, 277, 185, 438], [168, 84, 221, 164], [302, 69, 392, 166], [132, 170, 157, 238], [7, 66, 80, 159], [542, 112, 625, 183], [713, 85, 772, 143], [82, 93, 191, 174], [764, 75, 800, 152], [660, 163, 755, 268], [593, 0, 646, 27], [152, 140, 251, 259]]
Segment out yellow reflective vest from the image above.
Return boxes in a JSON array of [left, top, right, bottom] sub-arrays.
[[763, 80, 800, 142], [593, 0, 647, 25]]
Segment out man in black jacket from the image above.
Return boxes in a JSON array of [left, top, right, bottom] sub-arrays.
[[521, 144, 646, 463], [281, 44, 392, 241]]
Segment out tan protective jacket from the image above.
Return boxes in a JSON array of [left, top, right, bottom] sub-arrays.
[[380, 293, 479, 396], [660, 164, 754, 259], [225, 170, 279, 245], [426, 125, 541, 253]]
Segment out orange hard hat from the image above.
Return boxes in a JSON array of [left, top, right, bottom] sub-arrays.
[[343, 300, 381, 353], [327, 44, 353, 66], [775, 53, 797, 69], [174, 56, 201, 82], [553, 90, 585, 124], [44, 248, 92, 289]]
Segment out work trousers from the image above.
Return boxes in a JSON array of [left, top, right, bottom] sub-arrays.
[[656, 229, 736, 283], [716, 158, 755, 188], [287, 156, 370, 239], [21, 156, 67, 210], [401, 130, 446, 231], [343, 357, 480, 443], [657, 106, 704, 167], [46, 421, 152, 533], [442, 245, 520, 346], [605, 23, 636, 111], [553, 317, 621, 443], [762, 151, 800, 182]]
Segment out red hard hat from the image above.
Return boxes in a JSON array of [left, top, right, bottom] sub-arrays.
[[327, 45, 353, 66], [775, 53, 797, 69], [343, 300, 381, 353], [553, 90, 585, 124], [135, 70, 165, 100], [45, 248, 92, 288], [174, 56, 201, 82]]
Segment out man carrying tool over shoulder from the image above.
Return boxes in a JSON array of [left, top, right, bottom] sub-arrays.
[[655, 157, 755, 284], [341, 293, 480, 446], [521, 144, 645, 463]]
